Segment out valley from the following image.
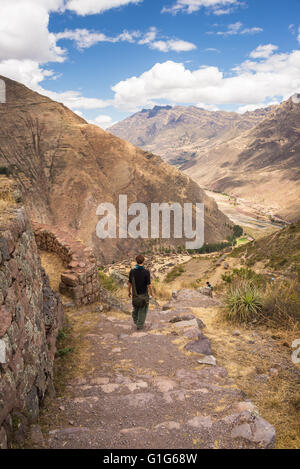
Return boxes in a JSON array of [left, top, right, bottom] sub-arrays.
[[204, 190, 285, 237]]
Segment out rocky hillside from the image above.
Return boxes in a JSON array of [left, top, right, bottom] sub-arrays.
[[0, 76, 232, 263], [183, 95, 300, 222], [231, 219, 300, 276], [109, 105, 271, 166]]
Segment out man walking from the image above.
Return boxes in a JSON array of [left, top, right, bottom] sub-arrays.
[[128, 255, 154, 330]]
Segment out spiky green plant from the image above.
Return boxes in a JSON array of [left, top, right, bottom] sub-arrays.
[[226, 281, 263, 323]]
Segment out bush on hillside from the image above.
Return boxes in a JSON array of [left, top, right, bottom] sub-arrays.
[[225, 281, 263, 323], [262, 280, 300, 327], [99, 271, 118, 292], [225, 277, 300, 328], [222, 267, 266, 287]]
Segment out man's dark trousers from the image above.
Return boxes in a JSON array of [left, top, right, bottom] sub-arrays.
[[132, 300, 149, 330]]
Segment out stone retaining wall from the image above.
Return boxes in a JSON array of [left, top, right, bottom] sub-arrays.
[[33, 223, 101, 306], [0, 206, 63, 448]]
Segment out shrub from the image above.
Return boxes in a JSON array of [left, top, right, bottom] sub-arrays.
[[226, 281, 263, 323], [262, 281, 300, 327], [165, 265, 185, 283], [99, 271, 118, 292], [222, 268, 266, 287]]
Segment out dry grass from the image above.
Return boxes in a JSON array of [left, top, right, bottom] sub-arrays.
[[188, 305, 300, 448], [152, 280, 173, 301], [39, 250, 66, 293]]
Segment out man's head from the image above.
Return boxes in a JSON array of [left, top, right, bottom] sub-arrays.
[[136, 254, 145, 265]]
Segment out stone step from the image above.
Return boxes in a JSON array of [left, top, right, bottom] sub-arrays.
[[46, 406, 275, 449]]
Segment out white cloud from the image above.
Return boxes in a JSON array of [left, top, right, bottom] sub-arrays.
[[65, 0, 143, 15], [55, 28, 140, 50], [237, 101, 279, 113], [150, 39, 196, 52], [250, 44, 278, 59], [205, 47, 220, 52], [111, 49, 300, 111], [56, 26, 197, 52], [0, 0, 66, 63], [298, 26, 300, 44], [88, 114, 117, 128], [212, 22, 263, 36], [0, 59, 111, 110], [197, 102, 219, 110], [162, 0, 242, 15], [0, 59, 56, 90]]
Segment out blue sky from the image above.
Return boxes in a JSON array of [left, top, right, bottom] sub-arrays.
[[0, 0, 300, 127]]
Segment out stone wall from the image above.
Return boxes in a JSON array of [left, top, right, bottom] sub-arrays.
[[0, 205, 63, 449], [33, 223, 101, 306]]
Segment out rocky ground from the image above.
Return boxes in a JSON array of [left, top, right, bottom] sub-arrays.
[[25, 288, 284, 450]]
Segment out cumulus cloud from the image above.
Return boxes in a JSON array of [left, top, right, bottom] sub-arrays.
[[0, 59, 55, 90], [0, 0, 66, 63], [64, 0, 143, 16], [111, 49, 300, 111], [162, 0, 242, 15], [88, 114, 117, 128], [56, 26, 197, 52], [250, 44, 278, 59]]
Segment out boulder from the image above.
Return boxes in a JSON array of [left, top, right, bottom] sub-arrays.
[[185, 334, 213, 355]]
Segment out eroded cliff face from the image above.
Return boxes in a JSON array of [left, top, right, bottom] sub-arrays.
[[0, 182, 63, 448]]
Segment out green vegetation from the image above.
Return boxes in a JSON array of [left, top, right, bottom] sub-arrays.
[[237, 237, 249, 246], [188, 240, 233, 255], [166, 265, 186, 283], [99, 270, 118, 292], [55, 347, 74, 358], [222, 267, 266, 287], [226, 281, 263, 323], [55, 326, 74, 358], [0, 166, 11, 176], [230, 220, 300, 272], [233, 225, 243, 238], [224, 274, 300, 328]]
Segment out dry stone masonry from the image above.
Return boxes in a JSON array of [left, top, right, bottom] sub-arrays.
[[33, 223, 101, 306], [0, 202, 63, 449]]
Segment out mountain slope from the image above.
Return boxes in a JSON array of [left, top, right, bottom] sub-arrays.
[[109, 105, 272, 166], [182, 96, 300, 222], [109, 98, 300, 222], [0, 76, 232, 262]]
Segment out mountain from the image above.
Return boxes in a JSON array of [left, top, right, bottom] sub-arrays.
[[109, 98, 300, 222], [109, 104, 272, 166], [0, 76, 232, 263]]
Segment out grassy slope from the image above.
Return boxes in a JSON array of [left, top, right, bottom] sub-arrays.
[[230, 220, 300, 274]]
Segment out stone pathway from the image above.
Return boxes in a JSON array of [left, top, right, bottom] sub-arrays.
[[35, 289, 276, 449]]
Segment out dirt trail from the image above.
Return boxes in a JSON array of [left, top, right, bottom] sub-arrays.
[[32, 289, 278, 450]]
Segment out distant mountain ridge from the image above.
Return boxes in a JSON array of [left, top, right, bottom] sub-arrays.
[[109, 104, 273, 166], [109, 98, 300, 221]]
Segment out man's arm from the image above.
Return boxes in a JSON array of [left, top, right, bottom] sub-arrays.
[[148, 284, 154, 298], [128, 270, 132, 298], [147, 270, 154, 298]]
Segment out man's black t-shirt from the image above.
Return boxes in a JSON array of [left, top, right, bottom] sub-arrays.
[[129, 267, 151, 295]]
